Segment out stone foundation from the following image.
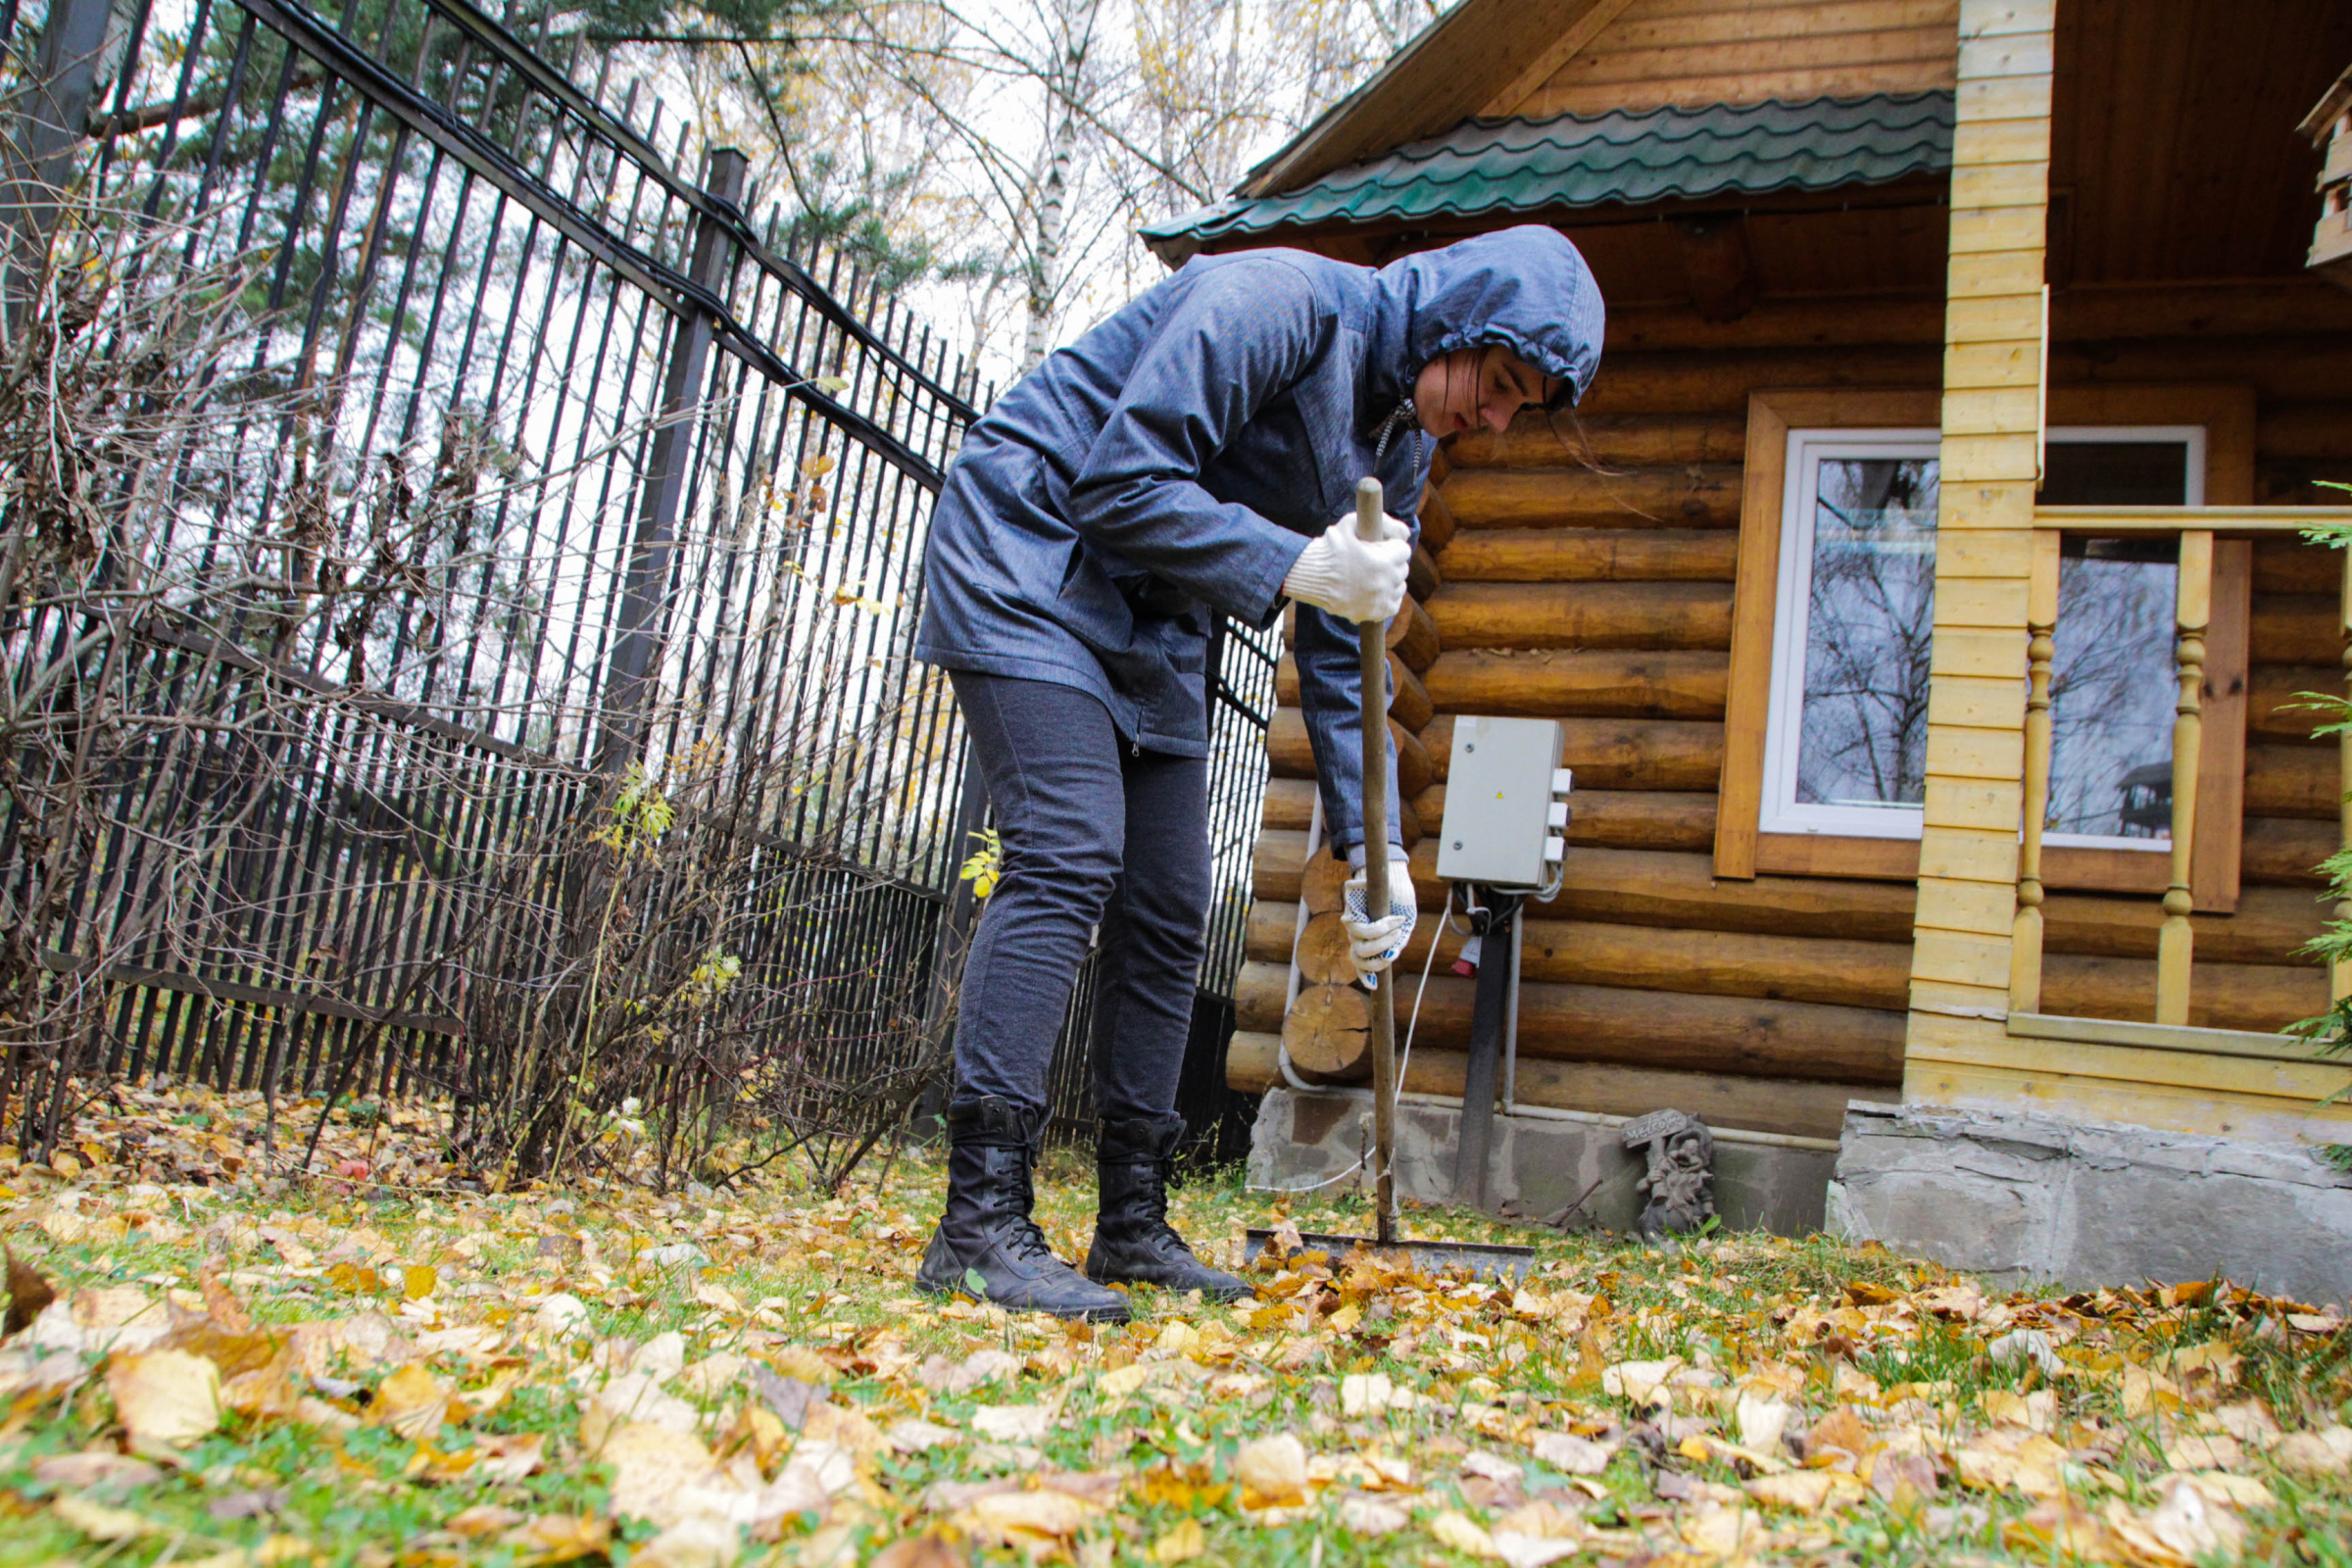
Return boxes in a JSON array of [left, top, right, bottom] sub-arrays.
[[1246, 1088, 1840, 1238], [1828, 1102, 2352, 1307]]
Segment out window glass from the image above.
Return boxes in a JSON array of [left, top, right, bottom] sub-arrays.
[[2037, 429, 2200, 847], [1795, 457, 1938, 812], [1762, 426, 2202, 845], [2047, 539, 2180, 842]]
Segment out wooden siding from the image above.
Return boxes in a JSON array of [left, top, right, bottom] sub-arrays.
[[1490, 0, 1959, 121], [1902, 0, 2053, 1079]]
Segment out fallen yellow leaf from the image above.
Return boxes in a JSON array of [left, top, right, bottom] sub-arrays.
[[372, 1361, 453, 1442], [108, 1348, 221, 1454], [1151, 1517, 1205, 1564], [1236, 1432, 1308, 1509]]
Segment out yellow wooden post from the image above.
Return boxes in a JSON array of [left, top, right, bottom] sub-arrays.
[[2010, 529, 2061, 1015], [1903, 0, 2053, 1090], [2156, 530, 2212, 1025]]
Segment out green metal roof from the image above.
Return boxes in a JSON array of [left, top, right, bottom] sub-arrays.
[[1141, 93, 1954, 264]]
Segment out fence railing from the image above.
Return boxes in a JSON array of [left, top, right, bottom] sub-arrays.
[[0, 0, 1275, 1167], [2011, 506, 2352, 1023]]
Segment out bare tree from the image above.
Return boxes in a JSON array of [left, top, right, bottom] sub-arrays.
[[685, 0, 1418, 377]]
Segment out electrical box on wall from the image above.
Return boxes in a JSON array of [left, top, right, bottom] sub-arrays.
[[1436, 716, 1569, 888]]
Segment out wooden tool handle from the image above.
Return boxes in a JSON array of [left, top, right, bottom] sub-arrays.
[[1352, 473, 1399, 1245]]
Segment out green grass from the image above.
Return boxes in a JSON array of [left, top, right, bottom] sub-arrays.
[[0, 1130, 2346, 1568]]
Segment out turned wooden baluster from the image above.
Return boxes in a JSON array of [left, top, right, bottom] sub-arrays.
[[2156, 531, 2213, 1026], [2011, 530, 2062, 1015], [2338, 545, 2352, 1003]]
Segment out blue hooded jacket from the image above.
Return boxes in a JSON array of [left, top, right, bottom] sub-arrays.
[[915, 225, 1604, 860]]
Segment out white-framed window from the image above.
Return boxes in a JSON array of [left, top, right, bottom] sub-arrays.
[[1758, 425, 2206, 846]]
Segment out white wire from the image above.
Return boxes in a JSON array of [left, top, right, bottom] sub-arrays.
[[1247, 885, 1452, 1195]]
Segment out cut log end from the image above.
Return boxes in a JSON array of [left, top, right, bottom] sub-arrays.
[[1283, 981, 1372, 1080]]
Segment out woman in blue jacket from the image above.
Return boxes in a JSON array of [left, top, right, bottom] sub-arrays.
[[912, 225, 1604, 1320]]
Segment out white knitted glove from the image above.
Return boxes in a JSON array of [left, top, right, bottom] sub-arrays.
[[1343, 855, 1417, 980], [1283, 510, 1411, 624]]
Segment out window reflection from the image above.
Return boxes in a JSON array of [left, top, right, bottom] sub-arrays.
[[1795, 458, 1939, 811], [2047, 541, 2179, 843]]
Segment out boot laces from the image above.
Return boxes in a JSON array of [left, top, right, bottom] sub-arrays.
[[1136, 1152, 1193, 1258], [1001, 1148, 1058, 1263]]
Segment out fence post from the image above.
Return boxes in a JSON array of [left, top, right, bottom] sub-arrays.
[[2, 0, 116, 319], [597, 148, 750, 773]]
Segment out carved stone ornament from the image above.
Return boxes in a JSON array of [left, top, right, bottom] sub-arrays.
[[1621, 1109, 1716, 1240]]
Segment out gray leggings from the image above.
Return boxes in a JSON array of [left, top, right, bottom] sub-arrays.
[[949, 670, 1209, 1121]]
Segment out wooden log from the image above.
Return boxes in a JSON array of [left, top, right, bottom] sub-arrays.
[[1226, 1028, 1284, 1094], [2242, 744, 2339, 818], [1260, 776, 1316, 831], [2039, 956, 2328, 1036], [1392, 717, 1433, 801], [1276, 653, 1435, 732], [1418, 786, 1718, 853], [2250, 664, 2339, 744], [1235, 960, 1292, 1035], [2056, 278, 2352, 342], [1441, 466, 1743, 529], [1283, 981, 1371, 1080], [1510, 845, 1919, 940], [1379, 915, 1911, 1010], [1390, 657, 1435, 733], [1513, 920, 1912, 1010], [2046, 340, 2352, 407], [1428, 581, 1734, 651], [2241, 816, 2332, 885], [1247, 900, 1298, 963], [1267, 708, 1313, 778], [2252, 537, 2338, 596], [1387, 596, 1441, 671], [1606, 294, 1944, 353], [1447, 411, 1746, 468], [1251, 829, 1309, 902], [1423, 649, 1728, 719], [1576, 345, 1942, 416], [2042, 885, 2326, 964], [1294, 911, 1354, 986], [2257, 402, 2352, 463], [2250, 596, 2343, 664], [1302, 846, 1350, 915], [1409, 542, 1442, 602], [1418, 485, 1458, 553], [1440, 527, 1740, 583], [1396, 976, 1906, 1086], [1423, 712, 1726, 791]]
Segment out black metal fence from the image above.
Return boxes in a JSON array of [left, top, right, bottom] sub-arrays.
[[0, 0, 1270, 1166]]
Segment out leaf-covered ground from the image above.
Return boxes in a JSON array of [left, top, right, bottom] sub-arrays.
[[3, 1085, 2350, 1568]]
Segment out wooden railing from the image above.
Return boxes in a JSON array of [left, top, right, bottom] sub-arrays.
[[2011, 508, 2352, 1025]]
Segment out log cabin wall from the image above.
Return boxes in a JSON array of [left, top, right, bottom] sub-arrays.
[[1228, 273, 2352, 1142], [1232, 301, 1936, 1145], [1220, 0, 2352, 1144]]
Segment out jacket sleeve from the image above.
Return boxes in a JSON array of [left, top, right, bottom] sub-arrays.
[[1293, 604, 1403, 866], [1064, 260, 1326, 625]]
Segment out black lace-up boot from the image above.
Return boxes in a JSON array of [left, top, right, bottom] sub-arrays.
[[1084, 1113, 1253, 1301], [914, 1097, 1129, 1322]]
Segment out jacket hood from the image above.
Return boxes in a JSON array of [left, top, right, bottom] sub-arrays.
[[1362, 225, 1605, 418]]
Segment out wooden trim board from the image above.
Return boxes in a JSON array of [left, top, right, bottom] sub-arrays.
[[1718, 388, 1941, 879], [1717, 383, 2258, 912]]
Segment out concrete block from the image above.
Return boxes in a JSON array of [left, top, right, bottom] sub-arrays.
[[1830, 1102, 2352, 1306], [1247, 1089, 1836, 1239]]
